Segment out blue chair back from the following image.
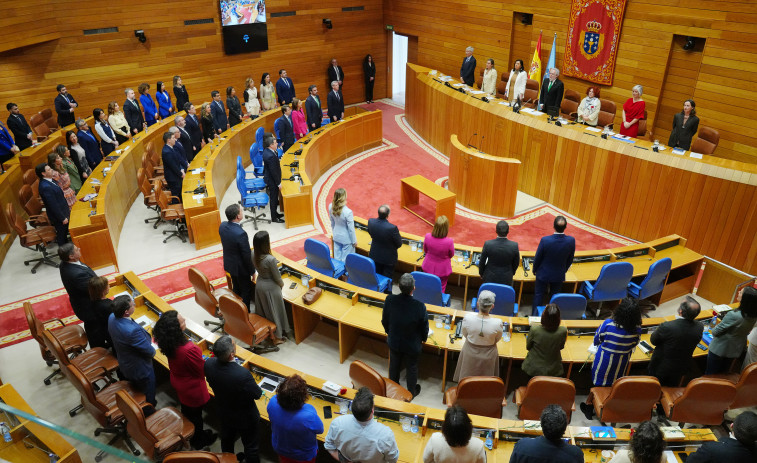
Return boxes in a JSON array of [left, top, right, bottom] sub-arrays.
[[410, 271, 445, 306], [550, 294, 587, 320], [475, 283, 517, 316], [304, 238, 337, 276], [587, 262, 634, 302], [250, 141, 263, 169], [632, 258, 672, 300], [346, 254, 381, 292], [274, 118, 282, 142], [235, 156, 246, 193], [255, 127, 264, 148]]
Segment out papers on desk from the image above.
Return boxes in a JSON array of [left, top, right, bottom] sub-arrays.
[[103, 167, 112, 173], [429, 70, 437, 75], [81, 193, 98, 201], [451, 83, 464, 87], [663, 451, 677, 463], [660, 426, 685, 440], [672, 148, 686, 155], [611, 135, 636, 144], [134, 315, 153, 330], [712, 304, 733, 315], [113, 291, 130, 300], [520, 108, 543, 116], [585, 126, 602, 132], [191, 168, 206, 174], [89, 178, 101, 185], [258, 376, 279, 394], [468, 90, 486, 95], [499, 101, 511, 107], [192, 194, 205, 200], [428, 328, 434, 336], [690, 152, 703, 159], [440, 76, 453, 82]]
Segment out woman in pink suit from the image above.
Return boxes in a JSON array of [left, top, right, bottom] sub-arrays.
[[291, 98, 308, 140], [422, 215, 455, 292]]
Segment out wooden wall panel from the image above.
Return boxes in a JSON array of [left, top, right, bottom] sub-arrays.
[[0, 1, 387, 124], [386, 0, 757, 163]]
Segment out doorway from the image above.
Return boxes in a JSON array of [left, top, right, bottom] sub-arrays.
[[392, 32, 408, 104]]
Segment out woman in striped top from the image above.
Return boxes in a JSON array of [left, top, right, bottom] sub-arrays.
[[591, 298, 642, 386]]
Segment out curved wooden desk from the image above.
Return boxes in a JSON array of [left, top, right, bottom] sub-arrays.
[[109, 270, 716, 462], [280, 109, 383, 228], [406, 63, 757, 276], [448, 134, 520, 217]]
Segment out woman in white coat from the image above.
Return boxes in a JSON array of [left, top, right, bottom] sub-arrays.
[[505, 59, 527, 103]]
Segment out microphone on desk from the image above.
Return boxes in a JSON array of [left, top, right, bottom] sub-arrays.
[[416, 253, 425, 262], [467, 132, 478, 148], [479, 135, 485, 152]]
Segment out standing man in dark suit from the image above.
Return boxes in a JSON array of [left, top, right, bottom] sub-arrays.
[[368, 204, 402, 281], [161, 132, 187, 201], [305, 85, 322, 131], [54, 84, 77, 127], [538, 68, 565, 116], [76, 119, 103, 169], [123, 88, 145, 136], [6, 103, 34, 151], [275, 69, 295, 106], [327, 81, 344, 122], [0, 120, 19, 164], [479, 220, 520, 286], [277, 106, 295, 153], [509, 405, 583, 463], [381, 273, 428, 398], [533, 216, 575, 310], [262, 132, 284, 223], [459, 46, 477, 86], [211, 90, 229, 134], [219, 204, 256, 309], [168, 127, 189, 164], [687, 411, 757, 462], [327, 58, 344, 89], [108, 295, 157, 407], [36, 163, 69, 245], [204, 335, 263, 463], [58, 243, 98, 329], [183, 102, 204, 153], [648, 296, 704, 387], [174, 116, 195, 162]]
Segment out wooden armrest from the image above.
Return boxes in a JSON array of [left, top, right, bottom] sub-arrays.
[[169, 195, 181, 202], [42, 317, 66, 328], [36, 136, 48, 142]]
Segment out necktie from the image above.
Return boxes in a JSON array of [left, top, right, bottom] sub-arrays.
[[548, 81, 553, 91], [133, 100, 139, 108], [285, 79, 290, 88]]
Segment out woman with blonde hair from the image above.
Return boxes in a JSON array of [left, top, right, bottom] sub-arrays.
[[243, 77, 261, 118], [200, 102, 215, 144], [107, 101, 130, 144], [481, 58, 497, 97], [328, 188, 356, 261], [422, 215, 455, 292]]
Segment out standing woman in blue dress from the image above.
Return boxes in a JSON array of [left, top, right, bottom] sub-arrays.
[[329, 188, 356, 262], [155, 81, 174, 119], [138, 83, 158, 126], [590, 297, 642, 386]]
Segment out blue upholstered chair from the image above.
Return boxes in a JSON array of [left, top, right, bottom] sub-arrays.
[[471, 283, 518, 316], [628, 258, 672, 301], [582, 262, 634, 310], [304, 238, 345, 279], [236, 156, 265, 191], [235, 160, 270, 230], [255, 127, 264, 149], [549, 293, 588, 320], [345, 254, 391, 293], [248, 141, 264, 177], [410, 271, 451, 307], [273, 117, 282, 145]]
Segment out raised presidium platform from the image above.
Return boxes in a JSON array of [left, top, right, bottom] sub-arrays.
[[401, 175, 456, 227], [0, 383, 82, 462], [404, 63, 757, 279], [107, 270, 716, 463]]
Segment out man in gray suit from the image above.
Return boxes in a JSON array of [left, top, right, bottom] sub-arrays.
[[479, 220, 520, 286]]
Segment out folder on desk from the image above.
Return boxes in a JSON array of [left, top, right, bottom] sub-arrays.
[[590, 426, 616, 441]]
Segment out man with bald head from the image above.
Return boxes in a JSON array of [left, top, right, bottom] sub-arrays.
[[368, 205, 402, 286]]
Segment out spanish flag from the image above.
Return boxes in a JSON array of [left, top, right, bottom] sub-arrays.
[[528, 31, 542, 81]]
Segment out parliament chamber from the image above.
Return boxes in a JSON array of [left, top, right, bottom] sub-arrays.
[[1, 0, 757, 462]]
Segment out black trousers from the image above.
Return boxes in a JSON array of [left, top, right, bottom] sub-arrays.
[[533, 278, 563, 311], [365, 78, 375, 101], [373, 262, 394, 293], [389, 349, 419, 394], [220, 417, 260, 463], [231, 273, 253, 310], [54, 222, 69, 246], [181, 403, 206, 449], [267, 184, 280, 218]]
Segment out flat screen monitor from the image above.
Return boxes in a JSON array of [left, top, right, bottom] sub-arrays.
[[219, 0, 268, 54]]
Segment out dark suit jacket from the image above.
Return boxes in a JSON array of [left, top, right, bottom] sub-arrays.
[[184, 114, 204, 151], [227, 96, 243, 127], [219, 221, 255, 278], [277, 115, 295, 152], [368, 217, 402, 266], [460, 56, 477, 86], [204, 357, 263, 427], [533, 234, 575, 283], [479, 237, 520, 286], [6, 114, 32, 150], [687, 436, 757, 463], [173, 86, 190, 112], [327, 65, 344, 86], [305, 95, 322, 129], [162, 144, 187, 191], [38, 179, 69, 225], [55, 93, 77, 127], [77, 129, 102, 168], [275, 77, 295, 105], [59, 260, 97, 322], [327, 90, 344, 121], [382, 294, 428, 354], [88, 298, 114, 349], [510, 436, 583, 463], [648, 317, 704, 383], [262, 147, 281, 188], [211, 100, 228, 133], [177, 127, 194, 162], [538, 78, 565, 113], [123, 99, 144, 134], [668, 112, 700, 150]]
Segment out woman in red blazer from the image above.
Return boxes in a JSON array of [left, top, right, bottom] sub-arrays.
[[422, 215, 455, 292], [153, 311, 216, 449]]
